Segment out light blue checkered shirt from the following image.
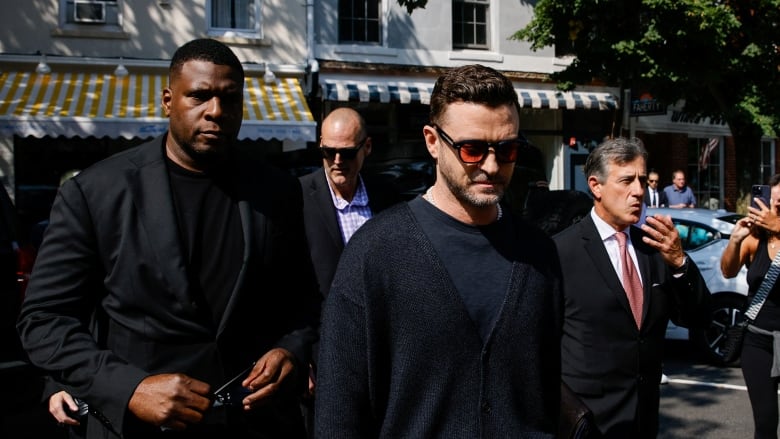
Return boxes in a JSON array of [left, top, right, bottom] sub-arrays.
[[327, 175, 372, 244]]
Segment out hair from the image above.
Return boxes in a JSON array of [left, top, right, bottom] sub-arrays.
[[429, 64, 519, 126], [769, 174, 780, 187], [584, 137, 648, 183], [169, 38, 244, 82]]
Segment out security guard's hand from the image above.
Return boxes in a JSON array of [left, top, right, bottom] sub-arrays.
[[241, 348, 297, 410], [128, 373, 211, 430]]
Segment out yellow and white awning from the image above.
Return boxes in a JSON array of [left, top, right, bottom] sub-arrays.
[[0, 71, 316, 141]]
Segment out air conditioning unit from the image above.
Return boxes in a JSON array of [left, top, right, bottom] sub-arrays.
[[74, 1, 106, 24]]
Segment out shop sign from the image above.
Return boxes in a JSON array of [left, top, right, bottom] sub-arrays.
[[629, 91, 667, 116]]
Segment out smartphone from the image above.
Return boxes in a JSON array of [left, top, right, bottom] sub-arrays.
[[213, 362, 255, 407], [751, 184, 771, 209]]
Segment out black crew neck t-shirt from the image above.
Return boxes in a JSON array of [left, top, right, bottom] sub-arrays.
[[166, 158, 243, 328]]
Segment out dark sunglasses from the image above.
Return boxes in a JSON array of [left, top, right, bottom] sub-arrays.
[[434, 125, 522, 164], [648, 179, 658, 183], [320, 138, 368, 160]]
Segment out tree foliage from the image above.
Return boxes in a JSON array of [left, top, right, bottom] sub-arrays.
[[397, 0, 428, 14], [512, 0, 780, 140]]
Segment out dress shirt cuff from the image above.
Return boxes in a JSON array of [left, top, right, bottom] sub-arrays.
[[671, 255, 689, 278]]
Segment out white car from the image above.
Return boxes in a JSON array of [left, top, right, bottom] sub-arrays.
[[650, 207, 748, 365]]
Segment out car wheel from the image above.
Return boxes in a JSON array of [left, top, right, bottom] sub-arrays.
[[690, 293, 746, 367]]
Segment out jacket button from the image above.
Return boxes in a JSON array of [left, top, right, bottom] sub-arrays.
[[481, 401, 491, 413]]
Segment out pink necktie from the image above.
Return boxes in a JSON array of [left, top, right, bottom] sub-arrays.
[[615, 231, 643, 328]]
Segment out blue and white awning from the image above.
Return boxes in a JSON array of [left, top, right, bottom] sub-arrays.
[[322, 78, 618, 110], [515, 89, 618, 110], [323, 79, 433, 104]]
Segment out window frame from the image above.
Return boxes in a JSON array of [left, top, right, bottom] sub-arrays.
[[206, 0, 264, 40], [452, 0, 490, 50], [687, 136, 724, 210], [338, 0, 382, 45], [58, 0, 124, 34]]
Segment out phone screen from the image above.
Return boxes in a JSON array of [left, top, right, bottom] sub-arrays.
[[751, 185, 771, 209]]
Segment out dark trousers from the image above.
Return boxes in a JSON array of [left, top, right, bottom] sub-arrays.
[[742, 331, 780, 439]]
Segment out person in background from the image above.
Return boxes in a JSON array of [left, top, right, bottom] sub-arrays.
[[299, 107, 401, 298], [644, 170, 668, 208], [721, 173, 780, 439], [554, 138, 710, 438], [663, 169, 696, 208], [298, 107, 401, 436], [314, 64, 562, 437], [17, 38, 320, 438]]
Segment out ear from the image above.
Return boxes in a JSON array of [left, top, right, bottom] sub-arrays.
[[364, 137, 372, 157], [588, 175, 602, 200], [161, 88, 172, 117], [423, 125, 439, 160]]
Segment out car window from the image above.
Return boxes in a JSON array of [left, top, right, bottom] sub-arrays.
[[676, 224, 690, 248], [672, 220, 719, 251], [689, 226, 715, 248]]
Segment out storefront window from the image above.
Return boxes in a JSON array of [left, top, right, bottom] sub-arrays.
[[687, 137, 722, 210]]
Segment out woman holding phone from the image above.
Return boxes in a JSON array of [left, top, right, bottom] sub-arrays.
[[721, 173, 780, 439]]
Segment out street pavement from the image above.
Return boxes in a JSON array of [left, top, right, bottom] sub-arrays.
[[659, 340, 764, 438]]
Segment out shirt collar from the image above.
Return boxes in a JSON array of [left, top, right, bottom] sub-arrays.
[[590, 208, 635, 243], [327, 174, 370, 209]]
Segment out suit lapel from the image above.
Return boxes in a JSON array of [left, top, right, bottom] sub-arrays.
[[630, 225, 653, 327], [217, 199, 257, 335], [127, 138, 191, 304], [311, 169, 344, 251], [580, 216, 638, 323]]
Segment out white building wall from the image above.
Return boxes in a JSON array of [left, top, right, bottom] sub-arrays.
[[0, 1, 308, 70], [315, 0, 562, 74]]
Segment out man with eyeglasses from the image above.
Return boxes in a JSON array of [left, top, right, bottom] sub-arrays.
[[315, 64, 562, 437], [643, 170, 668, 208]]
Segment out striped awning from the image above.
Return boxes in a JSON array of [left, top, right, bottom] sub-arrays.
[[0, 71, 316, 141], [322, 79, 618, 110]]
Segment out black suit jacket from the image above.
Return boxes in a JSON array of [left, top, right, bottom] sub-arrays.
[[17, 135, 320, 438], [553, 214, 709, 438], [643, 188, 668, 208], [299, 168, 401, 298]]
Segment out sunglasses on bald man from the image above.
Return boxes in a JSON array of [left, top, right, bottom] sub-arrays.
[[320, 137, 368, 160]]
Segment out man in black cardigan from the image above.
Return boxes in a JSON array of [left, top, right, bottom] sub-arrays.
[[314, 64, 562, 437]]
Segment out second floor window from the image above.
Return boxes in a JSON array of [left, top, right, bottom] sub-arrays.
[[453, 0, 489, 49], [209, 0, 261, 37], [339, 0, 381, 44], [63, 0, 121, 26]]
